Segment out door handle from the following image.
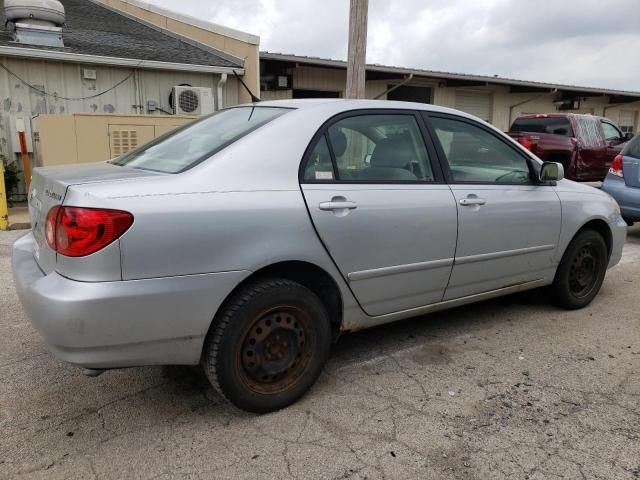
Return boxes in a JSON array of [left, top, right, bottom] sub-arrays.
[[319, 200, 358, 211], [459, 197, 486, 206]]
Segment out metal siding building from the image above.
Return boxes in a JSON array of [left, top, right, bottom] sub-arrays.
[[0, 57, 239, 154], [260, 52, 640, 133], [0, 0, 257, 197]]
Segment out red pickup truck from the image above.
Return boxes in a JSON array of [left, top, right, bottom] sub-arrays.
[[508, 113, 631, 181]]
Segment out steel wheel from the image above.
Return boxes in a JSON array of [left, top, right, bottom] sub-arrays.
[[550, 229, 608, 310], [239, 306, 312, 395], [203, 278, 331, 413], [568, 245, 600, 298]]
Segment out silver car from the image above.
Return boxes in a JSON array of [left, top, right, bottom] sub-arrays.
[[13, 99, 626, 412]]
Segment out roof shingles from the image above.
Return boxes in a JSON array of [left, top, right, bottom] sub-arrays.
[[0, 0, 243, 68]]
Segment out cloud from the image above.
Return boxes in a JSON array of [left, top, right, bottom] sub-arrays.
[[147, 0, 640, 90]]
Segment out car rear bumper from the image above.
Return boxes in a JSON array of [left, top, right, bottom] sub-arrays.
[[12, 232, 249, 369], [602, 175, 640, 221]]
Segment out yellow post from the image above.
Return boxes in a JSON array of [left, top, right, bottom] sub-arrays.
[[0, 162, 8, 231]]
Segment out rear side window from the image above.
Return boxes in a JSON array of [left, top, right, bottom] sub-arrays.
[[510, 117, 573, 136], [326, 114, 434, 182], [575, 116, 604, 148], [303, 136, 335, 181], [110, 107, 289, 173], [623, 135, 640, 159]]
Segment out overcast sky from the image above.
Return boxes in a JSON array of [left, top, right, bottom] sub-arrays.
[[149, 0, 640, 91]]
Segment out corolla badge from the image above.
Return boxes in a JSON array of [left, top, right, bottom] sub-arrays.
[[45, 189, 62, 201]]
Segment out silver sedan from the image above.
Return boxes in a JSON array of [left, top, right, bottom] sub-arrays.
[[12, 99, 626, 412]]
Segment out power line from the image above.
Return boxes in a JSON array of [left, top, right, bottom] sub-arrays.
[[0, 62, 134, 101]]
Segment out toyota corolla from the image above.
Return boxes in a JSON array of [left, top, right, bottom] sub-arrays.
[[12, 100, 626, 413]]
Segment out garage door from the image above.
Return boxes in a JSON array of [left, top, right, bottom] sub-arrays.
[[455, 91, 492, 122]]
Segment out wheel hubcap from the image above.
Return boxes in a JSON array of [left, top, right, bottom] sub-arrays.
[[241, 309, 307, 386], [569, 245, 599, 298]]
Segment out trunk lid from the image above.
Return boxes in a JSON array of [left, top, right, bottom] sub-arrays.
[[28, 162, 160, 273]]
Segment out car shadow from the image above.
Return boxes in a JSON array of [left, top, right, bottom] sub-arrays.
[[161, 287, 554, 407], [626, 224, 640, 244]]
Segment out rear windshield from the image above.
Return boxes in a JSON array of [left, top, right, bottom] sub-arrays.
[[510, 117, 573, 137], [623, 134, 640, 159], [110, 106, 290, 173]]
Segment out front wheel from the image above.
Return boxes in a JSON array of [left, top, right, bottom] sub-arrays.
[[202, 278, 331, 413], [549, 229, 608, 310]]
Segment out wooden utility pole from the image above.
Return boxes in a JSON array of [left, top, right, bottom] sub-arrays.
[[345, 0, 368, 99]]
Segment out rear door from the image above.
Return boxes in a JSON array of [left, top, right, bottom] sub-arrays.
[[424, 113, 561, 300], [300, 111, 458, 316], [574, 116, 606, 179]]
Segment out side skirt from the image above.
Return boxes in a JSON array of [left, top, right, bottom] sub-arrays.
[[343, 279, 548, 332]]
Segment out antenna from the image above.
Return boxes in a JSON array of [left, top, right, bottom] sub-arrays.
[[233, 70, 261, 103]]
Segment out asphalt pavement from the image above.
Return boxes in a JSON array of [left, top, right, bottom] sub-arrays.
[[1, 228, 639, 479]]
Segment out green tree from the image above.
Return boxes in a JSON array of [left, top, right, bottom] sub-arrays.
[[3, 161, 22, 207]]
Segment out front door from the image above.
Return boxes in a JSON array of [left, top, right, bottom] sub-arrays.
[[300, 112, 458, 316], [425, 114, 562, 300]]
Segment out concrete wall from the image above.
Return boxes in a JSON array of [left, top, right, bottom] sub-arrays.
[[98, 0, 260, 103]]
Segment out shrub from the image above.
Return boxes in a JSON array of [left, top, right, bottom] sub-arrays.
[[3, 162, 22, 204]]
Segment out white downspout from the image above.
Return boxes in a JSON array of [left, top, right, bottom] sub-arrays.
[[216, 73, 228, 110]]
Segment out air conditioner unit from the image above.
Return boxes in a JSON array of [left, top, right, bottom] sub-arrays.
[[172, 86, 215, 116]]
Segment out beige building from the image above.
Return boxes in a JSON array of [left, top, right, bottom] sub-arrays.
[[98, 0, 260, 104], [260, 52, 640, 134], [0, 0, 259, 197]]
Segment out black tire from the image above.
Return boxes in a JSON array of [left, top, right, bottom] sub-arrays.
[[202, 278, 331, 413], [549, 229, 608, 310]]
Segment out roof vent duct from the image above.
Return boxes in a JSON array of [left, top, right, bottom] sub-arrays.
[[5, 0, 66, 48]]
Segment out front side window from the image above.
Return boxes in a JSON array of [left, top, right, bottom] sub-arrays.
[[602, 122, 623, 142], [431, 117, 532, 184], [323, 114, 434, 182], [111, 106, 289, 173]]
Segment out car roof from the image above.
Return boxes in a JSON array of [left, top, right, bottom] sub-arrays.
[[252, 98, 478, 118], [515, 113, 608, 121]]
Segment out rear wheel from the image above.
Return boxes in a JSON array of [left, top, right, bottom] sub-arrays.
[[202, 278, 331, 413], [549, 229, 608, 309]]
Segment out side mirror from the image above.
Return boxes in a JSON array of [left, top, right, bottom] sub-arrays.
[[540, 161, 564, 182], [624, 132, 634, 141]]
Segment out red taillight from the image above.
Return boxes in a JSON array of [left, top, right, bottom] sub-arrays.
[[609, 154, 624, 178], [45, 205, 60, 250], [44, 206, 133, 257], [519, 137, 533, 151]]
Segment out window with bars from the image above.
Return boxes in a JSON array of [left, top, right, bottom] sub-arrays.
[[619, 111, 636, 135]]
